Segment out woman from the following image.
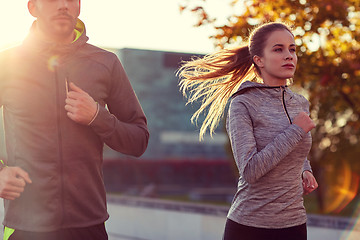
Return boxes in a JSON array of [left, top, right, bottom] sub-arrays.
[[177, 22, 318, 240]]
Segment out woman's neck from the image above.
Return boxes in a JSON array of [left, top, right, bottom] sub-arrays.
[[262, 78, 287, 87]]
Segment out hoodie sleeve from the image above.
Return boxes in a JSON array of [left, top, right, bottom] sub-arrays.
[[89, 56, 149, 157], [303, 158, 312, 173], [226, 99, 307, 184]]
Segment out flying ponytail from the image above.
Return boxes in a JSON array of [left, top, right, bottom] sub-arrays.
[[177, 44, 255, 140]]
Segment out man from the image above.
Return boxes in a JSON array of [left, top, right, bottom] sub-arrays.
[[0, 0, 149, 239]]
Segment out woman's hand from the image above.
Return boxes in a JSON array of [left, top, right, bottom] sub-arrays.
[[293, 112, 315, 133], [302, 170, 318, 195]]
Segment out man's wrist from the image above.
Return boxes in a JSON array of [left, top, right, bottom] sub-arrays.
[[88, 103, 99, 126]]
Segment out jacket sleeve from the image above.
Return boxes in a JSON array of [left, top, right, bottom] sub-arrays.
[[226, 99, 307, 184], [89, 56, 149, 157]]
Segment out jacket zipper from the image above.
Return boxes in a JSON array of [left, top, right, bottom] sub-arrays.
[[280, 86, 292, 124], [54, 66, 66, 226]]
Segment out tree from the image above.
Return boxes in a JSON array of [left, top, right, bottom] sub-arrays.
[[180, 0, 360, 215]]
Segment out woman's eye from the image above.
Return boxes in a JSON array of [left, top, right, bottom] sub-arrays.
[[274, 48, 282, 52]]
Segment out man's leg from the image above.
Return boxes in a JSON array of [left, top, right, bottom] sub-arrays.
[[6, 228, 60, 240], [6, 223, 108, 240], [61, 223, 108, 240]]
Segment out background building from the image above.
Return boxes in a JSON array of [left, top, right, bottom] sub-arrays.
[[104, 48, 236, 200], [105, 48, 229, 161]]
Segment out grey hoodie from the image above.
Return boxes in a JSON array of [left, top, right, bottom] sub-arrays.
[[226, 81, 312, 229]]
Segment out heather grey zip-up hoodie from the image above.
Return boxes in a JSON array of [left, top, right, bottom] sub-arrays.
[[226, 81, 312, 229]]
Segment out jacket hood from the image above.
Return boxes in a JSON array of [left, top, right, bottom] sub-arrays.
[[22, 18, 88, 55]]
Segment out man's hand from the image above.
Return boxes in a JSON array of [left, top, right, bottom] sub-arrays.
[[302, 170, 318, 195], [0, 167, 32, 200], [65, 82, 98, 125]]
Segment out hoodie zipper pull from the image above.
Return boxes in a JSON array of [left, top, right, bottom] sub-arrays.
[[281, 86, 292, 124]]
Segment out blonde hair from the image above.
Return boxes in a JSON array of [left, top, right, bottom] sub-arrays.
[[177, 22, 293, 140]]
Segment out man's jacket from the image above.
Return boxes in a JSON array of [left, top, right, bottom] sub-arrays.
[[0, 19, 149, 231]]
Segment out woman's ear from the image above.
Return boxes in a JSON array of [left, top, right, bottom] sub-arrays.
[[28, 1, 38, 18], [253, 55, 264, 68]]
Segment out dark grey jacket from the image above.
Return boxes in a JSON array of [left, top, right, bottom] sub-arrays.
[[0, 20, 149, 231], [226, 81, 312, 228]]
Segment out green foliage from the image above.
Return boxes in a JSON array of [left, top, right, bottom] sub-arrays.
[[180, 0, 360, 215]]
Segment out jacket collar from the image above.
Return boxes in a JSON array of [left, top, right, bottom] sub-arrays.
[[22, 19, 88, 56], [231, 81, 288, 99]]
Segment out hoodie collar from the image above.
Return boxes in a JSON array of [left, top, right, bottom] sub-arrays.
[[23, 18, 88, 55], [73, 19, 85, 43], [231, 81, 288, 99]]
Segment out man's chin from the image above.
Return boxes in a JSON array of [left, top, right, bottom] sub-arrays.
[[50, 30, 75, 43], [52, 24, 76, 35]]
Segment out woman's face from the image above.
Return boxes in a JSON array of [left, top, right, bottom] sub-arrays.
[[254, 29, 297, 86]]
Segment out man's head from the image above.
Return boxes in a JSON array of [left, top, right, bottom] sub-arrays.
[[28, 0, 81, 43]]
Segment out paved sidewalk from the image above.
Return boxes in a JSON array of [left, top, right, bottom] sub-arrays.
[[109, 233, 149, 240]]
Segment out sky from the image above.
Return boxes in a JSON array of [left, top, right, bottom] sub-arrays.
[[0, 0, 236, 54]]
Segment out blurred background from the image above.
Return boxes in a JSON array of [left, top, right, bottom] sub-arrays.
[[0, 0, 360, 239]]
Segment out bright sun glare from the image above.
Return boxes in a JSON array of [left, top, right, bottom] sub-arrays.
[[0, 1, 33, 51], [0, 0, 233, 54]]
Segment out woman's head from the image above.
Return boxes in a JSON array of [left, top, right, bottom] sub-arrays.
[[177, 21, 297, 139], [248, 23, 295, 78]]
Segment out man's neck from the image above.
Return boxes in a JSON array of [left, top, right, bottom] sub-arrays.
[[35, 25, 76, 44]]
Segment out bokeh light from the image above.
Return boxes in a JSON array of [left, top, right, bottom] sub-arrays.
[[322, 160, 359, 214]]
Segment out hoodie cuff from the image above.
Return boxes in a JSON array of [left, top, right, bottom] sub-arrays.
[[291, 123, 307, 139]]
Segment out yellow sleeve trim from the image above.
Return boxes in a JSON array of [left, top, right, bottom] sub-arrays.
[[0, 160, 7, 171], [3, 227, 15, 240]]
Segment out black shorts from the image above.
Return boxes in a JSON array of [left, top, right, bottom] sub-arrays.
[[223, 218, 307, 240], [8, 223, 108, 240]]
